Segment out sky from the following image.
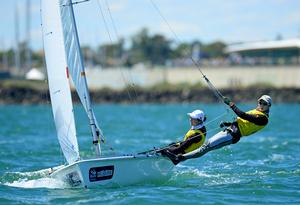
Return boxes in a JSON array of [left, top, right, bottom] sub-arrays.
[[1, 0, 300, 51]]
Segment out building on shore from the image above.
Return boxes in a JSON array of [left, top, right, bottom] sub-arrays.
[[225, 38, 300, 66]]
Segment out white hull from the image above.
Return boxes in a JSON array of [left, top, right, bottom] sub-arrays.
[[51, 154, 174, 188]]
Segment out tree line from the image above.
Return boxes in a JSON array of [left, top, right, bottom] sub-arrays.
[[0, 28, 227, 70]]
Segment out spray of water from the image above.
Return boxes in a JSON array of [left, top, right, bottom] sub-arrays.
[[1, 166, 69, 189]]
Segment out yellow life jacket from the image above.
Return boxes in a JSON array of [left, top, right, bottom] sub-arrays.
[[183, 129, 206, 153], [237, 109, 268, 136]]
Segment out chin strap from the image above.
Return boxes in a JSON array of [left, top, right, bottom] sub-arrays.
[[191, 123, 204, 130]]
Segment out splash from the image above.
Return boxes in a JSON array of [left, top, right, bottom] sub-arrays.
[[171, 165, 217, 179], [269, 154, 285, 162], [4, 177, 68, 189], [169, 164, 242, 186], [1, 166, 69, 189]]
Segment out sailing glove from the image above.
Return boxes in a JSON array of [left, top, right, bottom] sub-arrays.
[[223, 97, 231, 105], [220, 121, 232, 128]]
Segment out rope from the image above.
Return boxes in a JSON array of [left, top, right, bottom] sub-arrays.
[[205, 112, 228, 126], [104, 0, 140, 102], [206, 126, 222, 134], [94, 0, 143, 152]]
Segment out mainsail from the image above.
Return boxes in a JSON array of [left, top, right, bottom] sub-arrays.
[[41, 0, 79, 164]]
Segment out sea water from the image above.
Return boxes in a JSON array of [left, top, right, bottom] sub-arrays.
[[0, 103, 299, 204]]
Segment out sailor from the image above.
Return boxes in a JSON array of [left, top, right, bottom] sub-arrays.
[[161, 109, 206, 164], [169, 95, 272, 164]]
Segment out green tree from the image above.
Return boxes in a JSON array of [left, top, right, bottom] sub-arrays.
[[148, 34, 172, 65], [171, 42, 192, 59], [128, 28, 172, 66], [201, 41, 226, 58], [128, 28, 151, 65], [97, 38, 125, 67]]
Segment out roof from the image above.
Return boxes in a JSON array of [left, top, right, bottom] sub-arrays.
[[225, 38, 300, 53], [25, 68, 45, 80]]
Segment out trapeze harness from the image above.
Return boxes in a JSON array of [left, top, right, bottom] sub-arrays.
[[183, 105, 269, 160]]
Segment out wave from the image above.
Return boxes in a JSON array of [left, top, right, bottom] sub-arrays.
[[169, 165, 242, 186]]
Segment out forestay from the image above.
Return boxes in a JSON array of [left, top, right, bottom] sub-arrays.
[[41, 0, 80, 164]]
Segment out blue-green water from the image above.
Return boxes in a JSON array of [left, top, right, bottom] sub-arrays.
[[0, 103, 299, 204]]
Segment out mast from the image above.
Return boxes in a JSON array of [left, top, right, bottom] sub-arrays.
[[67, 0, 101, 156], [25, 0, 32, 73], [14, 5, 21, 73], [1, 41, 8, 71]]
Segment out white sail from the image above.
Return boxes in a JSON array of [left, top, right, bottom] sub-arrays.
[[41, 0, 79, 164], [59, 0, 103, 155], [59, 0, 100, 126], [44, 0, 175, 187]]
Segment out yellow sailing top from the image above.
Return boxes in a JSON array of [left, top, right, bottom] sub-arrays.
[[183, 129, 206, 153], [237, 109, 269, 136]]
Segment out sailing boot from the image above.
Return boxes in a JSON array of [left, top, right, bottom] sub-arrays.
[[160, 149, 182, 165]]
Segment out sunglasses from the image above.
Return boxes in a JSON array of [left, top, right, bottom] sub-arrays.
[[258, 100, 268, 106]]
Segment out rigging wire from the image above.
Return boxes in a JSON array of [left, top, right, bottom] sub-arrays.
[[93, 1, 233, 150], [149, 0, 227, 106], [103, 0, 140, 102], [103, 0, 119, 40], [90, 0, 118, 152], [104, 0, 139, 102], [95, 0, 139, 104], [94, 0, 141, 152], [95, 0, 113, 43]]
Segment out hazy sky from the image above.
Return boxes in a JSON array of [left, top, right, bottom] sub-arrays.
[[1, 0, 300, 50]]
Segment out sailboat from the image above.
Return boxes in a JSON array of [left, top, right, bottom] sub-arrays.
[[41, 0, 174, 188]]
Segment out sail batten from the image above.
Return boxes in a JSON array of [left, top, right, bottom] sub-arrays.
[[41, 0, 79, 164]]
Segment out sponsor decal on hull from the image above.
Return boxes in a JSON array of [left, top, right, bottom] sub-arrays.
[[89, 165, 114, 182]]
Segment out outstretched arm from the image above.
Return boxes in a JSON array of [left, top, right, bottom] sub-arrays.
[[230, 104, 268, 126], [223, 97, 268, 126]]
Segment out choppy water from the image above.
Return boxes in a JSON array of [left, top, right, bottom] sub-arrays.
[[0, 103, 299, 204]]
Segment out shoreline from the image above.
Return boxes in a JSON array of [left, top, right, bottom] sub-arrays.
[[0, 81, 299, 104]]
